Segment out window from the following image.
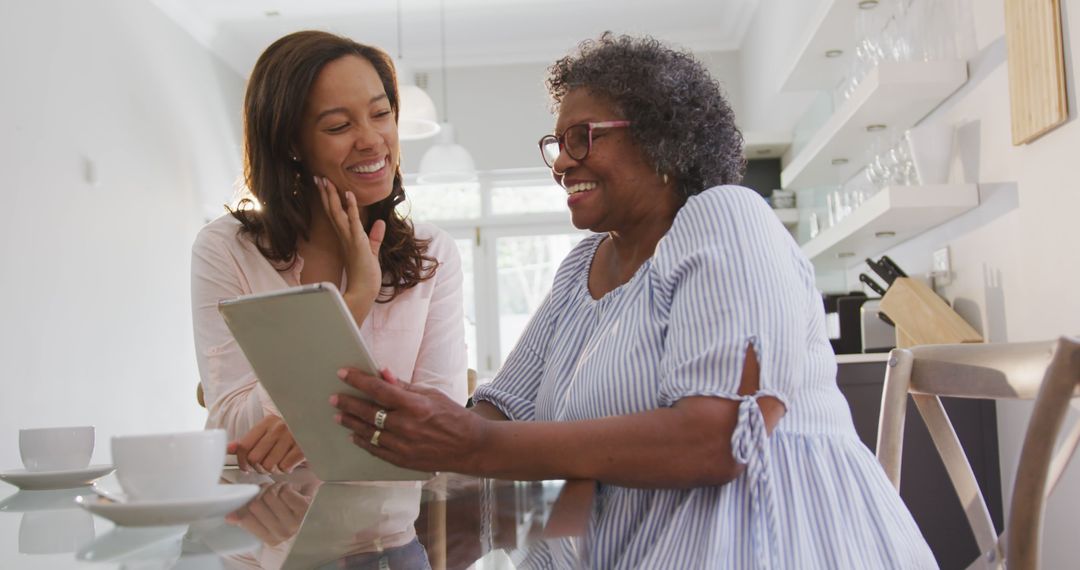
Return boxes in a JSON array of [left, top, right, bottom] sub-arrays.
[[404, 169, 587, 379], [494, 233, 583, 362]]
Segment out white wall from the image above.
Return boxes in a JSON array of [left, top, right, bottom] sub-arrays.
[[737, 0, 819, 136], [0, 0, 243, 468], [402, 50, 745, 173], [834, 2, 1080, 566]]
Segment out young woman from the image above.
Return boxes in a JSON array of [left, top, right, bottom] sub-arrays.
[[191, 31, 467, 474]]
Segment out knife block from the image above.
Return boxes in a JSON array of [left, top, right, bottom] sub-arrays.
[[879, 277, 983, 348]]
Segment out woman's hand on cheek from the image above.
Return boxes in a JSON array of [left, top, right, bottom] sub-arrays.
[[315, 176, 386, 321], [329, 368, 489, 475]]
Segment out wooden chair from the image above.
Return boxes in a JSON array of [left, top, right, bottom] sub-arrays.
[[877, 335, 1080, 568]]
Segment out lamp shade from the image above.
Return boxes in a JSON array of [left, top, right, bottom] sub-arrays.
[[417, 123, 477, 184], [395, 59, 440, 141]]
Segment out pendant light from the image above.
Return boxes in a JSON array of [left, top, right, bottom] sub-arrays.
[[395, 0, 440, 141], [417, 0, 477, 183]]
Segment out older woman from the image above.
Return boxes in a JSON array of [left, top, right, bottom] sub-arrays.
[[332, 34, 936, 568], [191, 31, 467, 475]]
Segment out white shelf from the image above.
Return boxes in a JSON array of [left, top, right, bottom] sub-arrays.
[[743, 131, 792, 159], [801, 184, 979, 270], [781, 60, 968, 190], [779, 0, 859, 92], [773, 208, 799, 227]]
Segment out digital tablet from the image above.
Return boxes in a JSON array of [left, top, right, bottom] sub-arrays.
[[218, 283, 432, 482]]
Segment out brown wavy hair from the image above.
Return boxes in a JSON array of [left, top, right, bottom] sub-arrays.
[[231, 30, 436, 302]]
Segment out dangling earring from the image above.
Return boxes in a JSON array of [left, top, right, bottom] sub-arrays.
[[662, 173, 670, 184], [291, 170, 303, 197]]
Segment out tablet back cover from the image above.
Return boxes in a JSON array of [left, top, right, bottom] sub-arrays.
[[219, 283, 431, 481]]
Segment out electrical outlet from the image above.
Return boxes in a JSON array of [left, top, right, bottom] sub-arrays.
[[932, 246, 951, 275]]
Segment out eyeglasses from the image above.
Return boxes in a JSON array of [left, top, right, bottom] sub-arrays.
[[538, 120, 631, 169]]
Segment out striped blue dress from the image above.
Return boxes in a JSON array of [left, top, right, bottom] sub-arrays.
[[474, 185, 937, 569]]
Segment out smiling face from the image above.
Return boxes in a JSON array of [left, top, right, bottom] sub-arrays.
[[295, 54, 398, 209], [551, 88, 675, 233]]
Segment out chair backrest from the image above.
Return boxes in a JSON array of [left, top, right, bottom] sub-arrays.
[[876, 336, 1080, 569]]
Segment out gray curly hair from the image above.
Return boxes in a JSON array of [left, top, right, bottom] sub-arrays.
[[546, 33, 745, 198]]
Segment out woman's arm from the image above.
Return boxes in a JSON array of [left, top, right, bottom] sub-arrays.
[[191, 225, 279, 437], [483, 345, 782, 487], [407, 226, 469, 404], [470, 402, 509, 421], [191, 224, 303, 473], [333, 346, 782, 488]]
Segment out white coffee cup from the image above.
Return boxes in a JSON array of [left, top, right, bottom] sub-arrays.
[[19, 426, 95, 472], [111, 430, 226, 502]]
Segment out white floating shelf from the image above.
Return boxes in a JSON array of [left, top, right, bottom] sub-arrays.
[[781, 60, 968, 190], [778, 0, 858, 92], [773, 208, 799, 227], [743, 131, 792, 159], [801, 184, 979, 270]]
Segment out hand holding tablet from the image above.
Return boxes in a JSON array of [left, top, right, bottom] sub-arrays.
[[219, 283, 432, 481]]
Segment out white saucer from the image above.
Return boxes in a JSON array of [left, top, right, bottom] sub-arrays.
[[75, 484, 259, 527], [0, 464, 115, 491]]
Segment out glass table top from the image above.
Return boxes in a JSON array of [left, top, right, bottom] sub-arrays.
[[0, 468, 590, 569]]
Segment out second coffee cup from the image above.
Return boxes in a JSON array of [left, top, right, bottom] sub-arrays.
[[19, 426, 95, 472], [111, 429, 226, 502]]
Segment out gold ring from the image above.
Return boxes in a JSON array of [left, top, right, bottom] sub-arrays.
[[374, 409, 388, 430], [370, 430, 382, 447]]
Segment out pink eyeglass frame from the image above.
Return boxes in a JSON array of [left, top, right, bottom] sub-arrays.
[[538, 120, 632, 167]]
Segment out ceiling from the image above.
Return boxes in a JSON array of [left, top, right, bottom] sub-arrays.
[[152, 0, 759, 77]]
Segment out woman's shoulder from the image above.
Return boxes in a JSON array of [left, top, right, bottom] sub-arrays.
[[410, 220, 458, 259], [676, 185, 774, 232], [411, 219, 450, 242], [193, 212, 245, 252], [558, 232, 604, 277], [653, 185, 790, 274]]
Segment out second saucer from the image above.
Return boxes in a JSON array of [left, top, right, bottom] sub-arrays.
[[75, 483, 259, 527], [0, 464, 115, 491]]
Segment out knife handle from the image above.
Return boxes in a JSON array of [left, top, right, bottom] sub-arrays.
[[879, 255, 908, 278], [859, 273, 887, 297], [865, 257, 897, 285]]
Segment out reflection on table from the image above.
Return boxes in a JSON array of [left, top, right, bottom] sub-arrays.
[[0, 468, 588, 569], [221, 470, 578, 570]]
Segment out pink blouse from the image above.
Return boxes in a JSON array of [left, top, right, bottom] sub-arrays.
[[190, 214, 468, 439]]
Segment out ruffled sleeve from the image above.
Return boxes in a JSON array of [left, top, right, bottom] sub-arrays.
[[651, 185, 816, 568], [653, 185, 810, 411]]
